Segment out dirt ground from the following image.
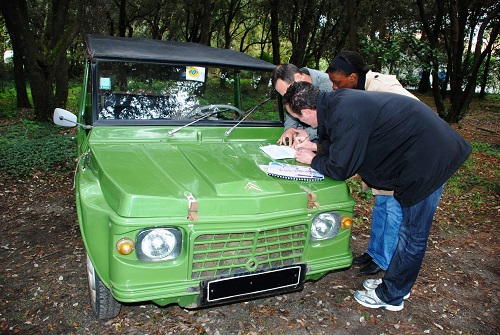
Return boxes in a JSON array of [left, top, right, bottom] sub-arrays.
[[1, 107, 499, 335]]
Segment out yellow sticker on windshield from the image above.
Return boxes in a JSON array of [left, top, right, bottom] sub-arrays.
[[186, 66, 205, 82]]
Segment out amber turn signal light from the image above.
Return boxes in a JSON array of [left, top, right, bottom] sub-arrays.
[[116, 237, 134, 255], [341, 216, 353, 229]]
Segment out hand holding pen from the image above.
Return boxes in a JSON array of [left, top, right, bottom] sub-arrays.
[[292, 136, 317, 151], [294, 147, 316, 164]]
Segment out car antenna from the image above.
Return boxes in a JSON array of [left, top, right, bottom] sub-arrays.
[[225, 91, 276, 137]]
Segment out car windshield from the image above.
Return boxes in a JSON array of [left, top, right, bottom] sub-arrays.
[[95, 61, 279, 123]]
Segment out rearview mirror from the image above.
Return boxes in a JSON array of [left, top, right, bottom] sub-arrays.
[[53, 108, 77, 127]]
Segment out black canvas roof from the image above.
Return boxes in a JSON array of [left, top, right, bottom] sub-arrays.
[[85, 35, 275, 71]]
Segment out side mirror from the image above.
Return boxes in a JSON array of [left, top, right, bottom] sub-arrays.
[[53, 108, 77, 127], [53, 108, 92, 129]]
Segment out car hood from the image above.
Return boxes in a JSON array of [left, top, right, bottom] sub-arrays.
[[88, 141, 351, 218]]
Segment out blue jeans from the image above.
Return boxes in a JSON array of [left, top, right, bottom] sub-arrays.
[[376, 185, 445, 305], [367, 195, 402, 270]]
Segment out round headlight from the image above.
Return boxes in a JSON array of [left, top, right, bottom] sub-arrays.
[[136, 228, 181, 261], [310, 212, 341, 241]]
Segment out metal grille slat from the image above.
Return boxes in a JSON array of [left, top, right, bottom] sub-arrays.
[[191, 224, 307, 280]]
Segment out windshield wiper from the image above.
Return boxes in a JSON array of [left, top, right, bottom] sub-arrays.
[[225, 92, 276, 137], [167, 107, 222, 136]]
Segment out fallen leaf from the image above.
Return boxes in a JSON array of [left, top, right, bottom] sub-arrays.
[[433, 322, 444, 330]]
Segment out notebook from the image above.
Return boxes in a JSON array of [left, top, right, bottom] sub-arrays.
[[266, 162, 324, 181]]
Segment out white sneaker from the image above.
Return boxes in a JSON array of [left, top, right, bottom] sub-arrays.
[[354, 289, 404, 311], [363, 278, 410, 299]]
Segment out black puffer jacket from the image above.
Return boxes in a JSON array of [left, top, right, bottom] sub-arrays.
[[311, 89, 471, 207]]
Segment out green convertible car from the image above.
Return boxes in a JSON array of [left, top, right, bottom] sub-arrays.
[[54, 34, 355, 319]]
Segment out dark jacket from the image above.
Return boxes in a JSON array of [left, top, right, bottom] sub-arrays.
[[311, 89, 471, 207]]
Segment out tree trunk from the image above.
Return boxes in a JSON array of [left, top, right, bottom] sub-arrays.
[[11, 38, 31, 109], [0, 1, 31, 109], [417, 70, 430, 93], [431, 69, 446, 119], [288, 0, 316, 66], [118, 0, 128, 37], [199, 0, 212, 45], [346, 0, 356, 50], [55, 56, 69, 109], [445, 2, 499, 122], [0, 0, 78, 121], [479, 48, 492, 99], [270, 0, 280, 64], [416, 0, 447, 118]]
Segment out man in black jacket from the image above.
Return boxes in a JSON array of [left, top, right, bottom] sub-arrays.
[[284, 81, 471, 311]]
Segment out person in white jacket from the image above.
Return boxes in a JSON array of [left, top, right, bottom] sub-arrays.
[[325, 51, 419, 277]]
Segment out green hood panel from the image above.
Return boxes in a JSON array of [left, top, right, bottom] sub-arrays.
[[88, 132, 352, 218]]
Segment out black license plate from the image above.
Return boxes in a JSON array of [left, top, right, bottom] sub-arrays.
[[202, 265, 305, 304]]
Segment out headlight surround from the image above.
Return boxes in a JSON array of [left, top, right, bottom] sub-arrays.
[[136, 228, 182, 261], [310, 212, 341, 241]]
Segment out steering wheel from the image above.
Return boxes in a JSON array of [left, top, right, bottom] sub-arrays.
[[187, 104, 243, 120]]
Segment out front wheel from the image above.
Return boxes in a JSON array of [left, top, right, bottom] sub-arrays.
[[86, 253, 122, 319]]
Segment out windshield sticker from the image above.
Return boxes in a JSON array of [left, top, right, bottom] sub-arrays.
[[186, 66, 205, 82], [100, 77, 111, 90]]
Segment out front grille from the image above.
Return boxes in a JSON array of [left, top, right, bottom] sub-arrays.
[[191, 224, 307, 280]]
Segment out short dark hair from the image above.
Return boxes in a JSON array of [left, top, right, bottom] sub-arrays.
[[283, 81, 319, 116], [327, 51, 369, 75], [271, 63, 301, 87]]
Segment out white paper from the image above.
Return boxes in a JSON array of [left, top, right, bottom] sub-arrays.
[[260, 145, 296, 159]]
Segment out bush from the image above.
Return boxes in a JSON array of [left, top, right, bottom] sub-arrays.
[[0, 120, 76, 178]]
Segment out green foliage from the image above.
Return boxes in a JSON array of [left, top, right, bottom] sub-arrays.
[[471, 142, 500, 157], [0, 121, 76, 178], [259, 51, 273, 64], [0, 85, 19, 118], [0, 79, 79, 179], [346, 177, 373, 200], [67, 81, 82, 111], [481, 54, 500, 92], [445, 146, 499, 211], [202, 72, 279, 121], [359, 31, 443, 87]]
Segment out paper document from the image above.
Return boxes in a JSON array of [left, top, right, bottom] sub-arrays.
[[260, 145, 296, 159]]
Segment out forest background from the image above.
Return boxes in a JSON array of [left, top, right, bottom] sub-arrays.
[[0, 0, 499, 125]]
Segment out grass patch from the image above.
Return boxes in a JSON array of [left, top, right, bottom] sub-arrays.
[[447, 144, 499, 195], [471, 141, 500, 156]]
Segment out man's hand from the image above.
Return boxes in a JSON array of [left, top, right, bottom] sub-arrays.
[[278, 128, 307, 146], [292, 137, 318, 151], [294, 148, 316, 164], [291, 129, 308, 143]]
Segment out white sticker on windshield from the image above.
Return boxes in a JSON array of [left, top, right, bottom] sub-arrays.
[[186, 66, 205, 82], [100, 77, 111, 89]]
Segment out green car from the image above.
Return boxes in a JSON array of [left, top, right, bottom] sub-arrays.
[[54, 35, 355, 319]]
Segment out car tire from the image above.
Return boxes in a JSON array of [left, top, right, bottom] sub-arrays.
[[86, 253, 122, 319]]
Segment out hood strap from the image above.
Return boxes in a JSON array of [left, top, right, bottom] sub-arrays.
[[185, 193, 199, 223], [300, 186, 320, 210]]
